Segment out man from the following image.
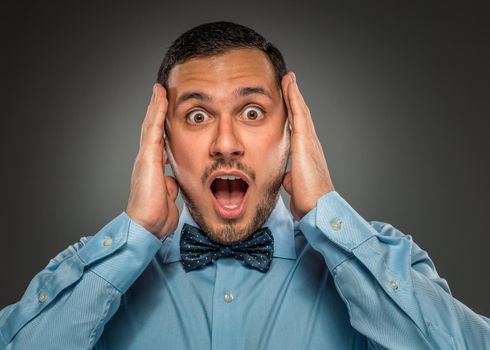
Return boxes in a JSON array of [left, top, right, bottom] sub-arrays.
[[0, 21, 489, 349]]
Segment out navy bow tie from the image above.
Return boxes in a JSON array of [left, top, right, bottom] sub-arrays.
[[180, 224, 274, 273]]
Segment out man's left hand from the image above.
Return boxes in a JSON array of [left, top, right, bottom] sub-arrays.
[[281, 72, 335, 220]]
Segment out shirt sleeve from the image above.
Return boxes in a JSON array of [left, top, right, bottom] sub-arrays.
[[0, 212, 162, 350], [299, 191, 490, 350]]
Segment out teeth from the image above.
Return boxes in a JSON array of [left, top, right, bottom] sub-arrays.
[[216, 175, 241, 180], [223, 204, 238, 209]]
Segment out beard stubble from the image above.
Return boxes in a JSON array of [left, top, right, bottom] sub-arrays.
[[169, 150, 289, 245]]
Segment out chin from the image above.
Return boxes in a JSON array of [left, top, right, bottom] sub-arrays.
[[202, 204, 257, 244]]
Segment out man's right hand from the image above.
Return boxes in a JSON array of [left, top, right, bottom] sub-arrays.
[[125, 83, 180, 239]]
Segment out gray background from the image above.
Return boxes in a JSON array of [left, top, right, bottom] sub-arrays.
[[1, 0, 489, 316]]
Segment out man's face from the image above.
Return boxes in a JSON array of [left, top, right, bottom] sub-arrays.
[[165, 48, 289, 244]]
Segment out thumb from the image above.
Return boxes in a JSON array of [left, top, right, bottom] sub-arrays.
[[282, 171, 292, 195], [165, 176, 179, 201]]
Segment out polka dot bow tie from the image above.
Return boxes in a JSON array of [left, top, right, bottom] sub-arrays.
[[180, 223, 274, 273]]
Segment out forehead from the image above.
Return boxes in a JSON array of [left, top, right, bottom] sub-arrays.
[[166, 48, 278, 98]]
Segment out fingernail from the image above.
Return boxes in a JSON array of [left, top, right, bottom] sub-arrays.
[[153, 84, 157, 95], [291, 72, 296, 84]]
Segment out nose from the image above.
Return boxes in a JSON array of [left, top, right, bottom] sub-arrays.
[[209, 116, 244, 161]]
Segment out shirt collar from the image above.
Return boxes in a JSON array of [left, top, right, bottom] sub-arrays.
[[157, 196, 297, 264]]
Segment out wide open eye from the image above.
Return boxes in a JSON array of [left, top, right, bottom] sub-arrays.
[[187, 110, 211, 124], [242, 106, 264, 121]]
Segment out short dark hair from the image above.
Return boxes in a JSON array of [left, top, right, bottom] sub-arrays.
[[156, 21, 287, 88]]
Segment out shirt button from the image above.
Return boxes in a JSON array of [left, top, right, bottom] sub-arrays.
[[38, 292, 48, 303], [224, 293, 234, 303], [330, 218, 342, 231], [103, 236, 113, 246], [390, 280, 398, 290]]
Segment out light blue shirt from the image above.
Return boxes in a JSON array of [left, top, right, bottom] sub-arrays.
[[1, 191, 489, 349]]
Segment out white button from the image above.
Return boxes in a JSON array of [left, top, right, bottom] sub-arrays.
[[390, 280, 398, 290], [224, 293, 234, 303], [38, 292, 48, 303], [103, 236, 113, 246], [330, 218, 342, 231]]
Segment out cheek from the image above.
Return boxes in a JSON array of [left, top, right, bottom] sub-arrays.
[[245, 130, 288, 172], [257, 119, 288, 151], [168, 136, 209, 183]]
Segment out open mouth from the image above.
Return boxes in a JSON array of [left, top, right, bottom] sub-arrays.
[[210, 174, 250, 219]]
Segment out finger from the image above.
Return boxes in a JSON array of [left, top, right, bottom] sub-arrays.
[[139, 86, 157, 147], [281, 73, 292, 114], [140, 84, 168, 148], [144, 84, 168, 144], [281, 72, 295, 125], [287, 76, 316, 135]]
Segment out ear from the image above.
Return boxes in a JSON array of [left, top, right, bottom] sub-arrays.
[[163, 124, 171, 165]]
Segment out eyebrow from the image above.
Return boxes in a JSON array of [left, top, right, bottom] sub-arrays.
[[237, 86, 273, 99], [175, 86, 273, 109], [176, 92, 210, 107]]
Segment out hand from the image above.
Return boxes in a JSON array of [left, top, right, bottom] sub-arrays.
[[126, 83, 180, 239], [281, 72, 335, 220]]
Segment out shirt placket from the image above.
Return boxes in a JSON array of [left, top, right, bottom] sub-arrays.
[[211, 258, 244, 350]]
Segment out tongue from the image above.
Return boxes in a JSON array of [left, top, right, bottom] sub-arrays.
[[213, 179, 246, 206]]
